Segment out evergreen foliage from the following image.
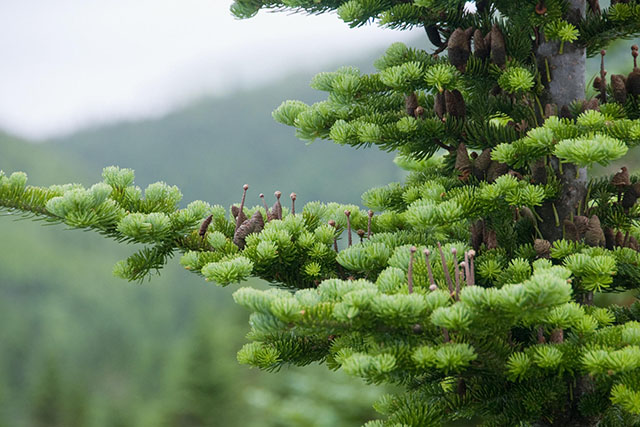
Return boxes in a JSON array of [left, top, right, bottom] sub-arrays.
[[161, 316, 240, 427], [4, 0, 640, 425], [30, 359, 65, 427]]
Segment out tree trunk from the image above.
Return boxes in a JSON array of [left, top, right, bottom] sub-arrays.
[[535, 0, 588, 242], [534, 3, 596, 425]]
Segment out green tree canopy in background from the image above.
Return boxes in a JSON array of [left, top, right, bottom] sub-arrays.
[[3, 0, 640, 425]]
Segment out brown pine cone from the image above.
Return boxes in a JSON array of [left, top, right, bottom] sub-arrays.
[[233, 210, 265, 249], [490, 24, 506, 67], [584, 215, 606, 247], [534, 239, 551, 259], [231, 205, 247, 226], [622, 187, 639, 210], [611, 74, 628, 104], [564, 219, 579, 242], [611, 166, 630, 188], [473, 29, 489, 59], [434, 91, 446, 119], [405, 92, 419, 117], [445, 89, 466, 118], [627, 69, 640, 96], [455, 143, 472, 180], [604, 227, 615, 250], [486, 161, 508, 182], [448, 28, 471, 72], [574, 216, 589, 238], [483, 227, 498, 249]]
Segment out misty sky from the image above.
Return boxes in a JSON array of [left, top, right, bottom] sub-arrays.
[[0, 1, 423, 140]]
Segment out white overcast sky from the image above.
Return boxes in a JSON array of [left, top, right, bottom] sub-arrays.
[[0, 1, 424, 140]]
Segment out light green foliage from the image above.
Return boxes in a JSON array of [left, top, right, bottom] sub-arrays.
[[202, 256, 254, 286], [493, 112, 636, 168], [498, 67, 535, 94], [555, 134, 628, 167], [611, 384, 640, 415], [544, 20, 579, 53]]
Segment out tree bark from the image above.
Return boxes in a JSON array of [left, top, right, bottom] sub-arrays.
[[533, 7, 598, 426], [535, 0, 588, 242]]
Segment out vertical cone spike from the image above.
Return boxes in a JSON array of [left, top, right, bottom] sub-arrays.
[[408, 246, 416, 294], [452, 248, 460, 301], [632, 45, 638, 69], [259, 193, 270, 221], [367, 210, 374, 238], [468, 250, 476, 286], [442, 328, 450, 343], [270, 191, 282, 221], [357, 229, 365, 243], [459, 261, 467, 283], [235, 184, 249, 233], [599, 50, 607, 103], [290, 192, 297, 216], [537, 326, 546, 344], [464, 251, 471, 283], [424, 249, 437, 290], [437, 242, 454, 294], [344, 210, 352, 247], [328, 220, 338, 253]]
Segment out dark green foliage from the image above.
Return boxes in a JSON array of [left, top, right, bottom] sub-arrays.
[[162, 322, 237, 427], [30, 359, 64, 427]]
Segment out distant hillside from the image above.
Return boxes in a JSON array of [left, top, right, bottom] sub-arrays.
[[0, 132, 89, 185], [48, 64, 405, 210]]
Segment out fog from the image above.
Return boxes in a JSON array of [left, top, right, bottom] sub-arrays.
[[0, 0, 422, 139]]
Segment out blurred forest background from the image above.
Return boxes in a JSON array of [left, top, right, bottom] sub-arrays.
[[0, 35, 638, 426]]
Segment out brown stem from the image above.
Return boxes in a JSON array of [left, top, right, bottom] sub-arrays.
[[468, 250, 476, 286], [438, 242, 454, 294], [452, 248, 461, 301], [424, 249, 437, 290], [434, 138, 453, 151], [328, 220, 338, 253], [235, 184, 249, 233], [259, 193, 270, 220], [290, 192, 297, 216]]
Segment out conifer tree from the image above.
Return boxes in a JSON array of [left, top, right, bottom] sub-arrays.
[[163, 317, 238, 427], [3, 0, 640, 425], [30, 359, 64, 427]]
